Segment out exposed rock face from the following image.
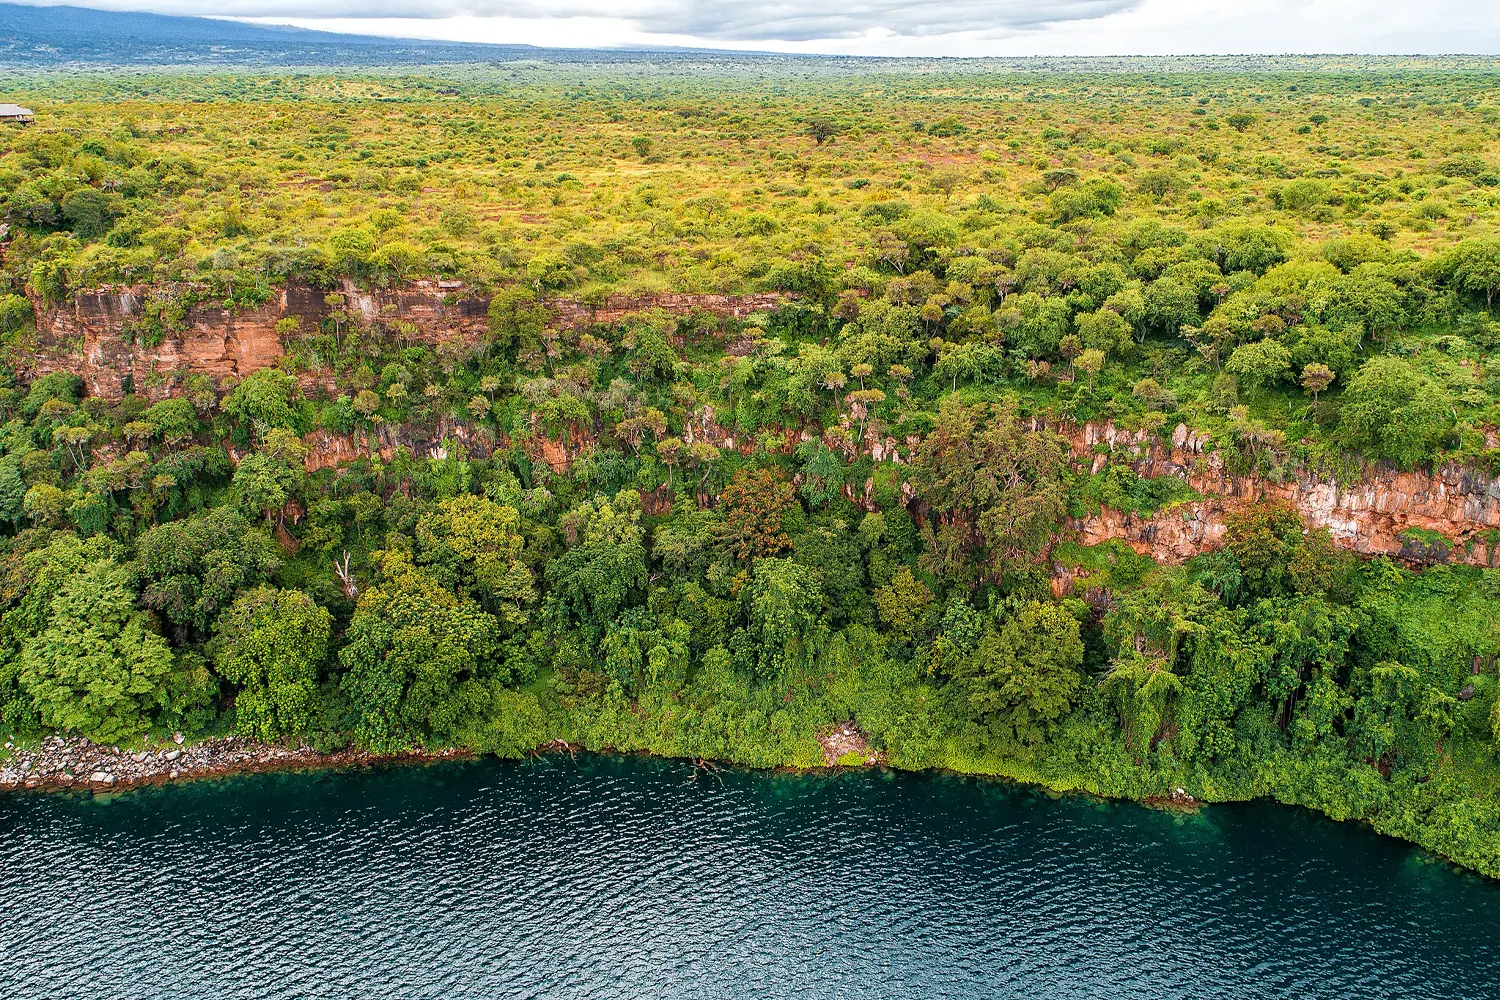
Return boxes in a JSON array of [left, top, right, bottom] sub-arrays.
[[32, 287, 289, 399], [1064, 421, 1500, 568], [302, 413, 1500, 569], [20, 284, 1500, 568], [26, 282, 791, 400]]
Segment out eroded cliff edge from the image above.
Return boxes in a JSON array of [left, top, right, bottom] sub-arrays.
[[18, 282, 1500, 569], [24, 281, 790, 399], [1063, 421, 1499, 569]]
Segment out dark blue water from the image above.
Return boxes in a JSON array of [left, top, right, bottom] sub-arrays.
[[3, 755, 1498, 999]]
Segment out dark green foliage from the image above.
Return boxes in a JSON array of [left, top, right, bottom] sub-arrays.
[[135, 508, 282, 637], [214, 586, 332, 741], [951, 600, 1084, 742], [2, 65, 1500, 880]]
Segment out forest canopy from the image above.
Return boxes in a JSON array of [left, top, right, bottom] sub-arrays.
[[2, 61, 1500, 876]]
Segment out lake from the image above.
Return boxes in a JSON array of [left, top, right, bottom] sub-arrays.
[[3, 754, 1498, 998]]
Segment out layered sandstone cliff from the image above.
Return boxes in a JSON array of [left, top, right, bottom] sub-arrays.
[[1064, 421, 1500, 568], [17, 283, 1500, 569], [25, 282, 790, 400]]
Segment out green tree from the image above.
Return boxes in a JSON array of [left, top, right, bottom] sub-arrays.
[[1339, 356, 1452, 468], [60, 187, 124, 238], [22, 484, 66, 526], [1142, 278, 1201, 336], [1076, 307, 1133, 356], [1300, 362, 1335, 405], [1075, 348, 1106, 390], [1223, 500, 1332, 601], [873, 566, 934, 632], [135, 507, 282, 638], [1352, 661, 1455, 767], [215, 587, 331, 741], [912, 399, 1069, 582], [0, 458, 26, 526], [805, 117, 842, 145], [1225, 338, 1293, 390], [1102, 651, 1182, 751], [735, 557, 826, 680], [0, 293, 34, 334], [19, 558, 174, 742], [222, 368, 299, 439], [954, 601, 1084, 741], [415, 495, 536, 626], [340, 552, 502, 750], [1447, 238, 1500, 307], [487, 286, 552, 355], [545, 489, 648, 624], [232, 451, 304, 529], [144, 397, 201, 449]]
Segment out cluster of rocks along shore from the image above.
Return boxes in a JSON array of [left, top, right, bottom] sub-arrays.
[[0, 734, 464, 792]]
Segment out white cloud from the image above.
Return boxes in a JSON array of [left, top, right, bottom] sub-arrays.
[[21, 0, 1500, 55], [31, 0, 1144, 41]]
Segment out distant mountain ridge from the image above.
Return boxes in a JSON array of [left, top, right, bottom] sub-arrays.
[[5, 3, 1500, 72], [0, 2, 728, 66]]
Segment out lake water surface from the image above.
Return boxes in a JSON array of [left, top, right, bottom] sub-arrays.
[[4, 754, 1499, 998]]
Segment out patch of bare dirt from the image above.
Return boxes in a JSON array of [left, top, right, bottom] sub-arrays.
[[817, 723, 881, 767]]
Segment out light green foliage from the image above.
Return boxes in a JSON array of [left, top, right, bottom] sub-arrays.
[[0, 293, 34, 334], [23, 373, 81, 419], [415, 494, 535, 625], [232, 451, 304, 526], [340, 552, 503, 750], [215, 587, 332, 741], [143, 398, 200, 447], [19, 556, 174, 742], [0, 458, 27, 526], [222, 369, 299, 438], [487, 287, 551, 354], [873, 566, 933, 632], [1225, 338, 1293, 390], [1339, 356, 1453, 468]]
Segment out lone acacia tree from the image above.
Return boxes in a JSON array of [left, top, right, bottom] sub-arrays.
[[805, 117, 841, 145]]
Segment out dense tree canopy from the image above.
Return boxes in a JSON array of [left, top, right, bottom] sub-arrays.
[[1, 63, 1500, 877]]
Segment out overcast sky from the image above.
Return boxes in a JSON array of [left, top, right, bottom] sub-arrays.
[[39, 0, 1500, 56]]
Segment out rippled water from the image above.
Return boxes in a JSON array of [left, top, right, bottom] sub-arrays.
[[4, 755, 1499, 998]]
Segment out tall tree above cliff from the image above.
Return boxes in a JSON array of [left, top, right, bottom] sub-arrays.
[[912, 400, 1069, 585]]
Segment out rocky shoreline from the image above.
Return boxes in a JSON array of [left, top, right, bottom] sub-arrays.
[[0, 734, 469, 793]]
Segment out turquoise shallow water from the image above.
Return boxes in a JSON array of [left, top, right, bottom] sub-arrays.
[[3, 754, 1498, 999]]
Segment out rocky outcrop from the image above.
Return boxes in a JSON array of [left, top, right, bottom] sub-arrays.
[[20, 282, 1498, 568], [301, 410, 1500, 569], [0, 733, 468, 792], [1064, 421, 1500, 568], [25, 282, 791, 400]]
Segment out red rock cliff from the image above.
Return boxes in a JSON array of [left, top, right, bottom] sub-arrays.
[[1064, 421, 1500, 568], [25, 282, 790, 400], [20, 286, 1499, 568]]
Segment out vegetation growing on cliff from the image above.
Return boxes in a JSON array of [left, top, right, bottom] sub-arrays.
[[1, 63, 1500, 875]]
